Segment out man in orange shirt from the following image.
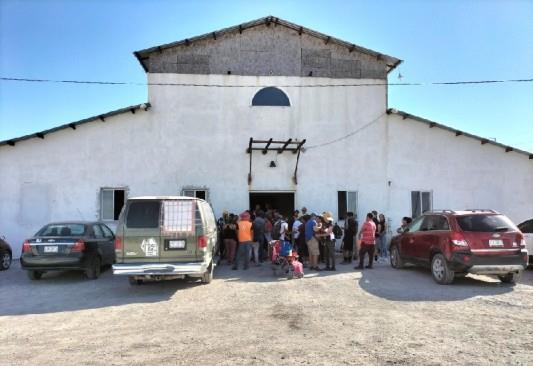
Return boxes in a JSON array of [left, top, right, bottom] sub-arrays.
[[233, 211, 254, 270]]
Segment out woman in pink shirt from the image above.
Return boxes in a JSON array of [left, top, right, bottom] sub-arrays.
[[355, 213, 377, 269]]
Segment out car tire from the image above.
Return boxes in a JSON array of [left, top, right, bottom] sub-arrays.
[[498, 272, 522, 284], [128, 276, 143, 286], [201, 261, 213, 284], [0, 251, 12, 270], [27, 270, 43, 280], [431, 253, 454, 285], [390, 245, 405, 269], [85, 255, 101, 280]]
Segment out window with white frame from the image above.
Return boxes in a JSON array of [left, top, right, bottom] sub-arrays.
[[100, 188, 126, 221], [338, 191, 358, 220], [411, 191, 432, 218], [182, 188, 208, 201]]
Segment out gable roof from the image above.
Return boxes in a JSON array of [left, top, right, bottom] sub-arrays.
[[387, 108, 533, 160], [134, 15, 402, 73], [0, 103, 150, 148]]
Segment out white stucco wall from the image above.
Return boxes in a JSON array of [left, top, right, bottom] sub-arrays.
[[1, 73, 532, 257]]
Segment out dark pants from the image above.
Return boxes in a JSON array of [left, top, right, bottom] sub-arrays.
[[358, 244, 375, 268], [233, 242, 251, 269], [325, 240, 336, 269]]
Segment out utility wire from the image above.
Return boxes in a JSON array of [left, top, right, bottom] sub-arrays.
[[1, 76, 532, 88]]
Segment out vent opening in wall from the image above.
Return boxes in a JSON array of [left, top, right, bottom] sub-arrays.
[[252, 87, 290, 106]]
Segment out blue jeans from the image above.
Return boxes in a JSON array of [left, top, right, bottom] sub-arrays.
[[234, 242, 251, 269], [379, 234, 388, 258]]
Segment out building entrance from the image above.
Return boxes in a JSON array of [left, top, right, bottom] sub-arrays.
[[249, 192, 295, 218]]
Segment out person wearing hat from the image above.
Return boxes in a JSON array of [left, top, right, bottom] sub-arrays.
[[305, 213, 321, 271], [319, 212, 336, 271], [233, 211, 254, 270]]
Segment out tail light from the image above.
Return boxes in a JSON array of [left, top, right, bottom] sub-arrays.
[[515, 233, 526, 249], [197, 235, 207, 251], [114, 236, 123, 251], [71, 239, 86, 252], [450, 232, 469, 247], [22, 240, 31, 253]]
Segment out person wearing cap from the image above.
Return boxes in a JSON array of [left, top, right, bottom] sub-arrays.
[[319, 212, 336, 271], [305, 213, 321, 271], [356, 213, 377, 269], [233, 211, 254, 270]]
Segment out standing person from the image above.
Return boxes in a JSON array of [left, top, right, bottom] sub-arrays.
[[292, 212, 302, 246], [300, 207, 308, 218], [233, 212, 254, 270], [252, 211, 266, 265], [264, 213, 273, 242], [222, 215, 238, 265], [320, 212, 336, 271], [297, 215, 309, 266], [396, 216, 413, 234], [356, 213, 377, 269], [342, 212, 357, 264], [275, 214, 289, 242], [372, 210, 380, 260], [305, 213, 321, 271], [378, 213, 388, 260]]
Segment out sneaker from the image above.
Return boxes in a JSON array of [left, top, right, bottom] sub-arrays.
[[355, 266, 363, 270], [365, 265, 373, 269], [232, 267, 238, 270]]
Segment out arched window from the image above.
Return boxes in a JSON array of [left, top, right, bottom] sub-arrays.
[[252, 87, 290, 106]]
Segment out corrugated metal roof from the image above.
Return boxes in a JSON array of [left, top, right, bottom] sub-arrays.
[[387, 108, 533, 160], [134, 15, 402, 73], [0, 103, 150, 148]]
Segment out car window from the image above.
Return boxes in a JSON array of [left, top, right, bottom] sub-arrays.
[[100, 225, 114, 238], [92, 225, 104, 239], [126, 201, 161, 228], [37, 224, 86, 236], [422, 215, 450, 231], [408, 216, 425, 233], [456, 215, 517, 232], [518, 220, 533, 233]]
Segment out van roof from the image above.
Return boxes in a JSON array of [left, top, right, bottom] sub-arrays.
[[128, 196, 206, 201]]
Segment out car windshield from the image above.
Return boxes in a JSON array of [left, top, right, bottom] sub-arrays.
[[456, 215, 517, 233], [37, 224, 86, 236]]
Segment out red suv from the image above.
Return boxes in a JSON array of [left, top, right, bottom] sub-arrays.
[[389, 210, 528, 285]]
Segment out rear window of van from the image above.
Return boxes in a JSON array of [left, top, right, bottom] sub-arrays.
[[126, 201, 160, 228]]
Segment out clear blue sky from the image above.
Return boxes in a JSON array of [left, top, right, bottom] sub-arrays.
[[1, 0, 532, 151]]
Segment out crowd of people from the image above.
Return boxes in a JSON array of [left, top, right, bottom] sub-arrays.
[[216, 206, 413, 272]]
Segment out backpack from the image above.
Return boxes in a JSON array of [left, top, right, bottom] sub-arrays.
[[272, 219, 284, 240], [333, 223, 343, 239]]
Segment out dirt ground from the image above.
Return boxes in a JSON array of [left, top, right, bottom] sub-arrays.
[[1, 258, 532, 366]]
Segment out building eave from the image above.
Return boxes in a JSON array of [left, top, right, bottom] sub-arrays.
[[134, 15, 401, 74], [387, 108, 533, 160], [0, 103, 151, 148]]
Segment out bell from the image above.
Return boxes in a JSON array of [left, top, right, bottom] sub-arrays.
[[269, 161, 277, 168]]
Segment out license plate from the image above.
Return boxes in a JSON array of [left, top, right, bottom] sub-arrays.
[[44, 246, 58, 253], [489, 239, 503, 247], [169, 240, 186, 249]]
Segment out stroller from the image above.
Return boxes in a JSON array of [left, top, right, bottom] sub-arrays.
[[269, 240, 304, 279]]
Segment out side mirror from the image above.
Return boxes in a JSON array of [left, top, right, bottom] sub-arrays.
[[403, 228, 410, 233]]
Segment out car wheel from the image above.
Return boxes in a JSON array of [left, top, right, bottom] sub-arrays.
[[201, 261, 213, 284], [498, 272, 522, 284], [431, 253, 454, 285], [85, 255, 101, 280], [128, 276, 143, 286], [0, 251, 12, 270], [390, 245, 404, 269], [27, 270, 43, 280]]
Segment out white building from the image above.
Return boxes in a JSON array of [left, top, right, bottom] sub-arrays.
[[1, 16, 532, 256]]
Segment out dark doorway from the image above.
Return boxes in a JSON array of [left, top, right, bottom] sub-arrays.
[[249, 192, 295, 218]]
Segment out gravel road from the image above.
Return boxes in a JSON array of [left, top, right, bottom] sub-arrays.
[[1, 260, 532, 365]]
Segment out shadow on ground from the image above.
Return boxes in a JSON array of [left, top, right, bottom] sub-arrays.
[[0, 262, 200, 316], [356, 263, 532, 302]]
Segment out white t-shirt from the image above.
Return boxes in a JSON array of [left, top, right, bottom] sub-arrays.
[[280, 221, 289, 241], [292, 219, 302, 239]]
